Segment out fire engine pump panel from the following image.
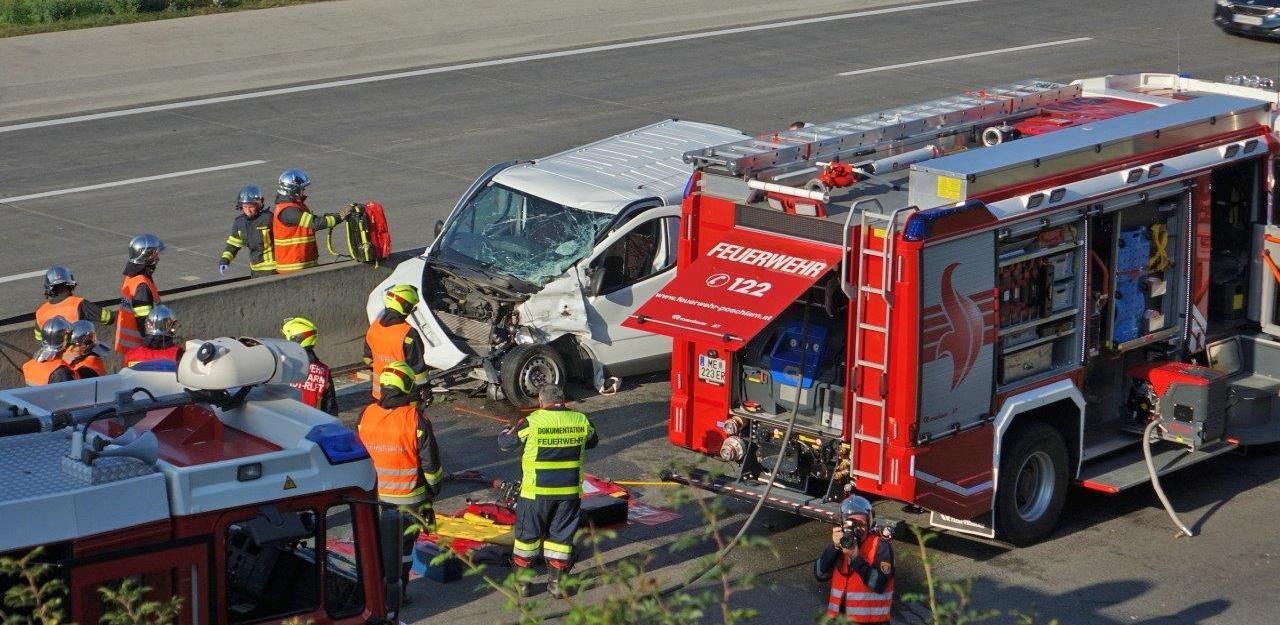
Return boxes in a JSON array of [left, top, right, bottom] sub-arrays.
[[629, 73, 1280, 541], [0, 338, 380, 624]]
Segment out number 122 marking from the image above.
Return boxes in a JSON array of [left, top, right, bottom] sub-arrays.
[[726, 277, 771, 297]]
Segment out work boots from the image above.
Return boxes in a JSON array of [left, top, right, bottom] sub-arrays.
[[547, 568, 567, 599]]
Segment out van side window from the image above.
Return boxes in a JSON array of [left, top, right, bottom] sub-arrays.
[[596, 218, 678, 294], [225, 509, 320, 624]]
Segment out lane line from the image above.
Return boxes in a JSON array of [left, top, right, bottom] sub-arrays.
[[836, 37, 1093, 76], [0, 270, 48, 284], [0, 0, 985, 134], [0, 160, 268, 203]]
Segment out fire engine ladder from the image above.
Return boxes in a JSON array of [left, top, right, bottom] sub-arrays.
[[684, 80, 1080, 180], [842, 200, 915, 485]]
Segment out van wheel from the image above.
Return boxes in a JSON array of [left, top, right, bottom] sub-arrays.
[[996, 422, 1068, 546], [500, 345, 565, 409]]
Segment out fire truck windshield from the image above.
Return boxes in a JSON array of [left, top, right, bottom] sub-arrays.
[[436, 183, 614, 286]]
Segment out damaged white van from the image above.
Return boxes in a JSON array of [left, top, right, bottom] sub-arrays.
[[367, 119, 749, 407]]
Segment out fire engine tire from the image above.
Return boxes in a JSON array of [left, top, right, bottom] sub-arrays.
[[500, 344, 566, 409], [995, 421, 1068, 546]]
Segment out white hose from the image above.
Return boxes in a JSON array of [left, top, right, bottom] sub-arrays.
[[1142, 419, 1195, 537]]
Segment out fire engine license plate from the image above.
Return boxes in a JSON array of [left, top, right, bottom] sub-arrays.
[[698, 355, 726, 385], [1234, 14, 1264, 26]]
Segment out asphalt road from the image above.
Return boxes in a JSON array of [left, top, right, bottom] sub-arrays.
[[333, 372, 1280, 625], [0, 0, 1274, 320]]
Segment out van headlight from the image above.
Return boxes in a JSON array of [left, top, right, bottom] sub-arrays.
[[513, 327, 537, 345]]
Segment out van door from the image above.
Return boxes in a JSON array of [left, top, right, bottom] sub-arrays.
[[582, 206, 682, 374]]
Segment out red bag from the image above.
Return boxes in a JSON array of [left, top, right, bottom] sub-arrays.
[[329, 201, 392, 265]]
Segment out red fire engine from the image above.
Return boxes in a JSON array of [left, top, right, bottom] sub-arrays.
[[628, 73, 1280, 544], [0, 338, 401, 624]]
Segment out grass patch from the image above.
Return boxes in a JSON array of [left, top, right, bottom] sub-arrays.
[[0, 0, 330, 38]]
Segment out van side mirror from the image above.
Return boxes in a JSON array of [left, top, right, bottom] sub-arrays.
[[434, 219, 444, 240], [586, 261, 605, 296]]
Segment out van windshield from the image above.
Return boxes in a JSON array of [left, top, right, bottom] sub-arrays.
[[436, 183, 615, 286]]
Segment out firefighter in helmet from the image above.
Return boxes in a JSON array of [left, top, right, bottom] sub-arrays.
[[814, 495, 895, 624], [363, 284, 428, 402], [115, 234, 164, 354], [65, 320, 107, 379], [271, 169, 352, 273], [220, 184, 277, 277], [357, 360, 444, 605], [34, 265, 111, 341], [282, 316, 338, 415], [23, 316, 75, 386], [498, 385, 599, 598], [124, 305, 181, 367]]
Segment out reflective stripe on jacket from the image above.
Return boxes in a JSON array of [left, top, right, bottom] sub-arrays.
[[519, 409, 593, 500], [827, 536, 894, 623], [114, 274, 157, 353]]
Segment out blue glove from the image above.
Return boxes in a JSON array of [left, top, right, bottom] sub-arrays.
[[218, 263, 228, 276]]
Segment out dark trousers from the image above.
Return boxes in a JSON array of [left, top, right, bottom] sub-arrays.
[[512, 497, 581, 571]]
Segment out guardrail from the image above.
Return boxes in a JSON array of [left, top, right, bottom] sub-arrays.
[[0, 250, 423, 390]]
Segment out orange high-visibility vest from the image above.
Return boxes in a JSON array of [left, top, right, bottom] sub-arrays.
[[272, 200, 319, 272], [36, 296, 85, 329], [826, 536, 894, 623], [358, 403, 425, 506], [23, 358, 69, 386], [68, 354, 107, 378], [114, 274, 157, 353], [365, 321, 411, 401]]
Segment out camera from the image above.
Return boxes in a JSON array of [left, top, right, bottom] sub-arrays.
[[839, 518, 866, 549]]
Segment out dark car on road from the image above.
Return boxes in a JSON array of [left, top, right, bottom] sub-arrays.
[[1216, 0, 1280, 38]]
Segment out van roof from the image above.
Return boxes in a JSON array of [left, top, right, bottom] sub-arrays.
[[492, 119, 749, 213]]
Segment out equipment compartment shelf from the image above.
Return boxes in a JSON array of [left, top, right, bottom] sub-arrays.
[[997, 240, 1082, 268], [998, 308, 1080, 337], [1002, 328, 1078, 352]]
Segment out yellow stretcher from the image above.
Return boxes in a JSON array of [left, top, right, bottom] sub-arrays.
[[433, 513, 514, 545]]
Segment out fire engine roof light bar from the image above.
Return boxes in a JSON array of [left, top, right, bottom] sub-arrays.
[[684, 80, 1080, 179]]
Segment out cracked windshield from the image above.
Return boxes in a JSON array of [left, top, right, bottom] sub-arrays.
[[437, 183, 614, 286]]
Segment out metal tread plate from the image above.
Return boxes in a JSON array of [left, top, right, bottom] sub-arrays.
[[1076, 439, 1235, 493], [663, 469, 842, 522]]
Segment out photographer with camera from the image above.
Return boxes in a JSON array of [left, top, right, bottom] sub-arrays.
[[814, 495, 894, 623]]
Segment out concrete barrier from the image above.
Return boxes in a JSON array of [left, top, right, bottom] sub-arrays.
[[0, 250, 423, 389]]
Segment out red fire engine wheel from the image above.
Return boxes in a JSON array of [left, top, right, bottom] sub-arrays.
[[996, 422, 1068, 546]]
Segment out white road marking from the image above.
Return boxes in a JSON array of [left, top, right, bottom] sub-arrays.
[[0, 160, 268, 203], [0, 0, 985, 134], [836, 37, 1093, 76], [0, 270, 48, 284]]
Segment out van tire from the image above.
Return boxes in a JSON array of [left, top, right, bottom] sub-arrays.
[[995, 421, 1068, 546], [500, 345, 566, 409]]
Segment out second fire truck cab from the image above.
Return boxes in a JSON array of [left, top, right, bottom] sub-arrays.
[[631, 73, 1280, 544], [0, 338, 401, 624]]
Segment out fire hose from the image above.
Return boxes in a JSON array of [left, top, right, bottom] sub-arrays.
[[1141, 419, 1195, 537]]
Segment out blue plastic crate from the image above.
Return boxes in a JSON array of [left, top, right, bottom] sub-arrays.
[[769, 321, 827, 389]]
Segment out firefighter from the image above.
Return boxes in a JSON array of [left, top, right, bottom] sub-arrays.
[[219, 184, 277, 277], [497, 385, 598, 598], [114, 234, 164, 354], [363, 284, 428, 402], [814, 495, 895, 624], [124, 305, 181, 367], [34, 266, 112, 341], [23, 317, 75, 386], [65, 320, 107, 379], [356, 360, 444, 603], [282, 316, 338, 415], [271, 169, 351, 273]]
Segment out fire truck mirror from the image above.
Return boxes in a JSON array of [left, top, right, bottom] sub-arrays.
[[377, 508, 404, 612]]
